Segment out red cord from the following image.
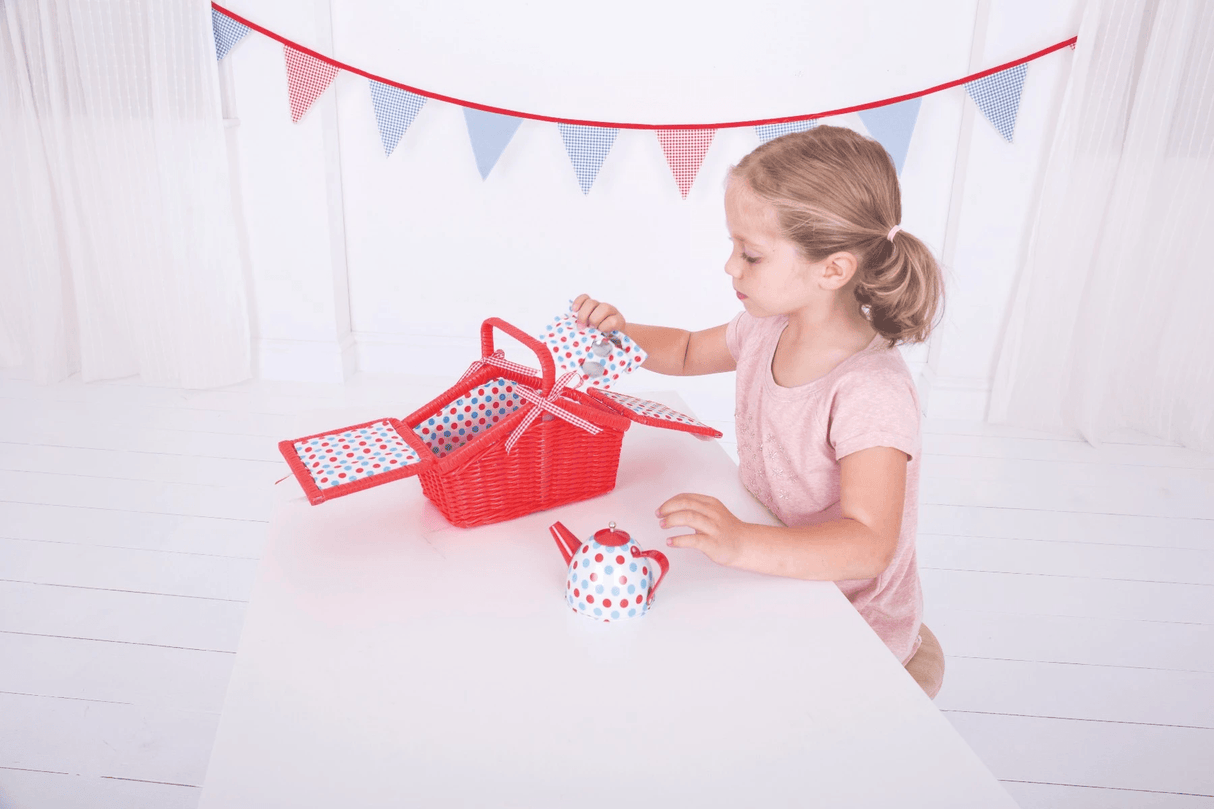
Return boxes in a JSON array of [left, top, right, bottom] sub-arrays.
[[212, 2, 1076, 131]]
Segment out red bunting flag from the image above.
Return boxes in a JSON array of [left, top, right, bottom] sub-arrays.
[[656, 129, 716, 199], [284, 45, 338, 123]]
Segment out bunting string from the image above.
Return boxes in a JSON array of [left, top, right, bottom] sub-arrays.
[[212, 2, 1076, 193], [211, 2, 1076, 131]]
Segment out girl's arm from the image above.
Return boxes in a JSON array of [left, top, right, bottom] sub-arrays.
[[572, 294, 736, 376], [657, 446, 908, 581]]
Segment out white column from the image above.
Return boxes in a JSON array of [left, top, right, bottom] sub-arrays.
[[222, 0, 355, 383]]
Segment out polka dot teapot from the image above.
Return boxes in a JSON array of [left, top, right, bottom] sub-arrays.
[[550, 520, 669, 622]]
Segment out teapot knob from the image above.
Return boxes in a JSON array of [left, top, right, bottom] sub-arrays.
[[593, 521, 631, 547]]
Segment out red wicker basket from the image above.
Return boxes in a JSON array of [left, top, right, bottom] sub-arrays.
[[279, 318, 721, 528]]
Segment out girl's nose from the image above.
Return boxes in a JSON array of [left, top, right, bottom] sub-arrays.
[[724, 257, 743, 279]]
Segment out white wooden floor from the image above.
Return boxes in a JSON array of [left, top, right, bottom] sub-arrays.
[[1, 370, 1211, 809]]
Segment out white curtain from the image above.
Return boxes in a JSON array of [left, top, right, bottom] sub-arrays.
[[989, 0, 1214, 452], [0, 1, 250, 388]]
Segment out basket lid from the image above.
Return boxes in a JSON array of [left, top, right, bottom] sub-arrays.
[[279, 417, 433, 506], [593, 521, 631, 546], [584, 389, 722, 439]]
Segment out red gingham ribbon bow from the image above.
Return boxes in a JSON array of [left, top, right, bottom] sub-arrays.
[[459, 351, 603, 454], [505, 370, 601, 453]]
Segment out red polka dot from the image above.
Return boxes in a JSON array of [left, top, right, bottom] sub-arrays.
[[643, 567, 648, 575], [603, 599, 612, 608], [619, 575, 627, 584], [320, 477, 328, 483], [567, 581, 570, 589], [573, 588, 579, 597], [355, 468, 363, 473], [338, 473, 346, 478], [589, 572, 597, 582], [595, 553, 603, 562], [616, 555, 625, 564], [586, 595, 594, 603], [359, 441, 366, 446], [373, 464, 381, 468]]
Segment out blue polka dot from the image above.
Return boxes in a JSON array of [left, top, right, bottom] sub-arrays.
[[578, 602, 585, 610], [595, 585, 604, 594], [611, 587, 620, 596], [594, 608, 602, 616], [640, 579, 648, 588], [628, 608, 637, 617], [604, 565, 613, 574], [629, 563, 638, 572], [611, 611, 620, 619], [581, 579, 588, 589]]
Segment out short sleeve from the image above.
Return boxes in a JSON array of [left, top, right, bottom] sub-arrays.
[[828, 367, 921, 462], [725, 310, 756, 362]]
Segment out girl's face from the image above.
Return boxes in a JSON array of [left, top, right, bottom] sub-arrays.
[[723, 179, 819, 318]]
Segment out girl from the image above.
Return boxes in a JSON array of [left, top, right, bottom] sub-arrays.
[[573, 125, 946, 697]]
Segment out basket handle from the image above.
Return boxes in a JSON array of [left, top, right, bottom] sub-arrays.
[[480, 318, 557, 394]]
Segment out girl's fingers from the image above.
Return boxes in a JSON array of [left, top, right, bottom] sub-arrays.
[[575, 298, 597, 325], [599, 313, 624, 333], [590, 303, 619, 329], [572, 294, 588, 310], [660, 509, 713, 536], [666, 532, 702, 550], [657, 493, 714, 517]]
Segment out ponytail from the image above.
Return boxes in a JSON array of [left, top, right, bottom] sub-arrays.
[[853, 228, 945, 348]]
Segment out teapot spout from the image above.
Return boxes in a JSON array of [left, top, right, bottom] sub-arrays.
[[549, 521, 581, 566]]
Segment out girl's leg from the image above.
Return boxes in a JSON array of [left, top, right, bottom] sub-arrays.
[[905, 623, 945, 699]]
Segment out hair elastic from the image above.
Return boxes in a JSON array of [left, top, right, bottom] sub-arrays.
[[887, 225, 902, 242]]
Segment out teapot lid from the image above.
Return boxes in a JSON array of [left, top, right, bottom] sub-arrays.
[[593, 521, 631, 547]]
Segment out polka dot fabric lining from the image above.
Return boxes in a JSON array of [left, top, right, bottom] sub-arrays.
[[293, 420, 422, 490], [414, 377, 524, 459], [591, 389, 720, 436]]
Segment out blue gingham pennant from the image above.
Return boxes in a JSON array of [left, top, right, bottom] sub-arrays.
[[558, 124, 618, 194], [755, 119, 818, 144], [966, 63, 1028, 142], [463, 108, 523, 179], [369, 81, 427, 157], [211, 9, 250, 61]]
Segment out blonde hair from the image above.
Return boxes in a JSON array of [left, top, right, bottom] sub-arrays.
[[729, 125, 944, 347]]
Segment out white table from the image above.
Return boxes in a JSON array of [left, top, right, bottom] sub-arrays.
[[199, 392, 1018, 809]]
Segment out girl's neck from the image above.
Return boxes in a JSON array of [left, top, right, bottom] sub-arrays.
[[782, 301, 877, 354]]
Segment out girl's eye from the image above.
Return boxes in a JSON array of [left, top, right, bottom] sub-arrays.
[[742, 253, 759, 264]]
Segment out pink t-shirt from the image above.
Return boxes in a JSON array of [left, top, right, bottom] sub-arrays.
[[726, 311, 924, 665]]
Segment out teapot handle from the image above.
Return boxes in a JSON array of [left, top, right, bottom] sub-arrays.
[[631, 546, 669, 607]]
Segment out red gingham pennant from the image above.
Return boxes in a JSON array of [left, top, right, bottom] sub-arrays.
[[284, 45, 339, 123], [656, 129, 716, 199]]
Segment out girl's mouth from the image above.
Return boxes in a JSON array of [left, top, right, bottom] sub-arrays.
[[736, 291, 747, 300]]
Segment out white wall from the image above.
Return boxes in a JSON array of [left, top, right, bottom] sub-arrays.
[[219, 0, 1084, 419]]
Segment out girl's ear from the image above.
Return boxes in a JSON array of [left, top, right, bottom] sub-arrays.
[[818, 251, 859, 290]]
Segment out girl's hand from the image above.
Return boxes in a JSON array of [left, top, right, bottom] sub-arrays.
[[572, 294, 626, 333], [657, 493, 750, 566]]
